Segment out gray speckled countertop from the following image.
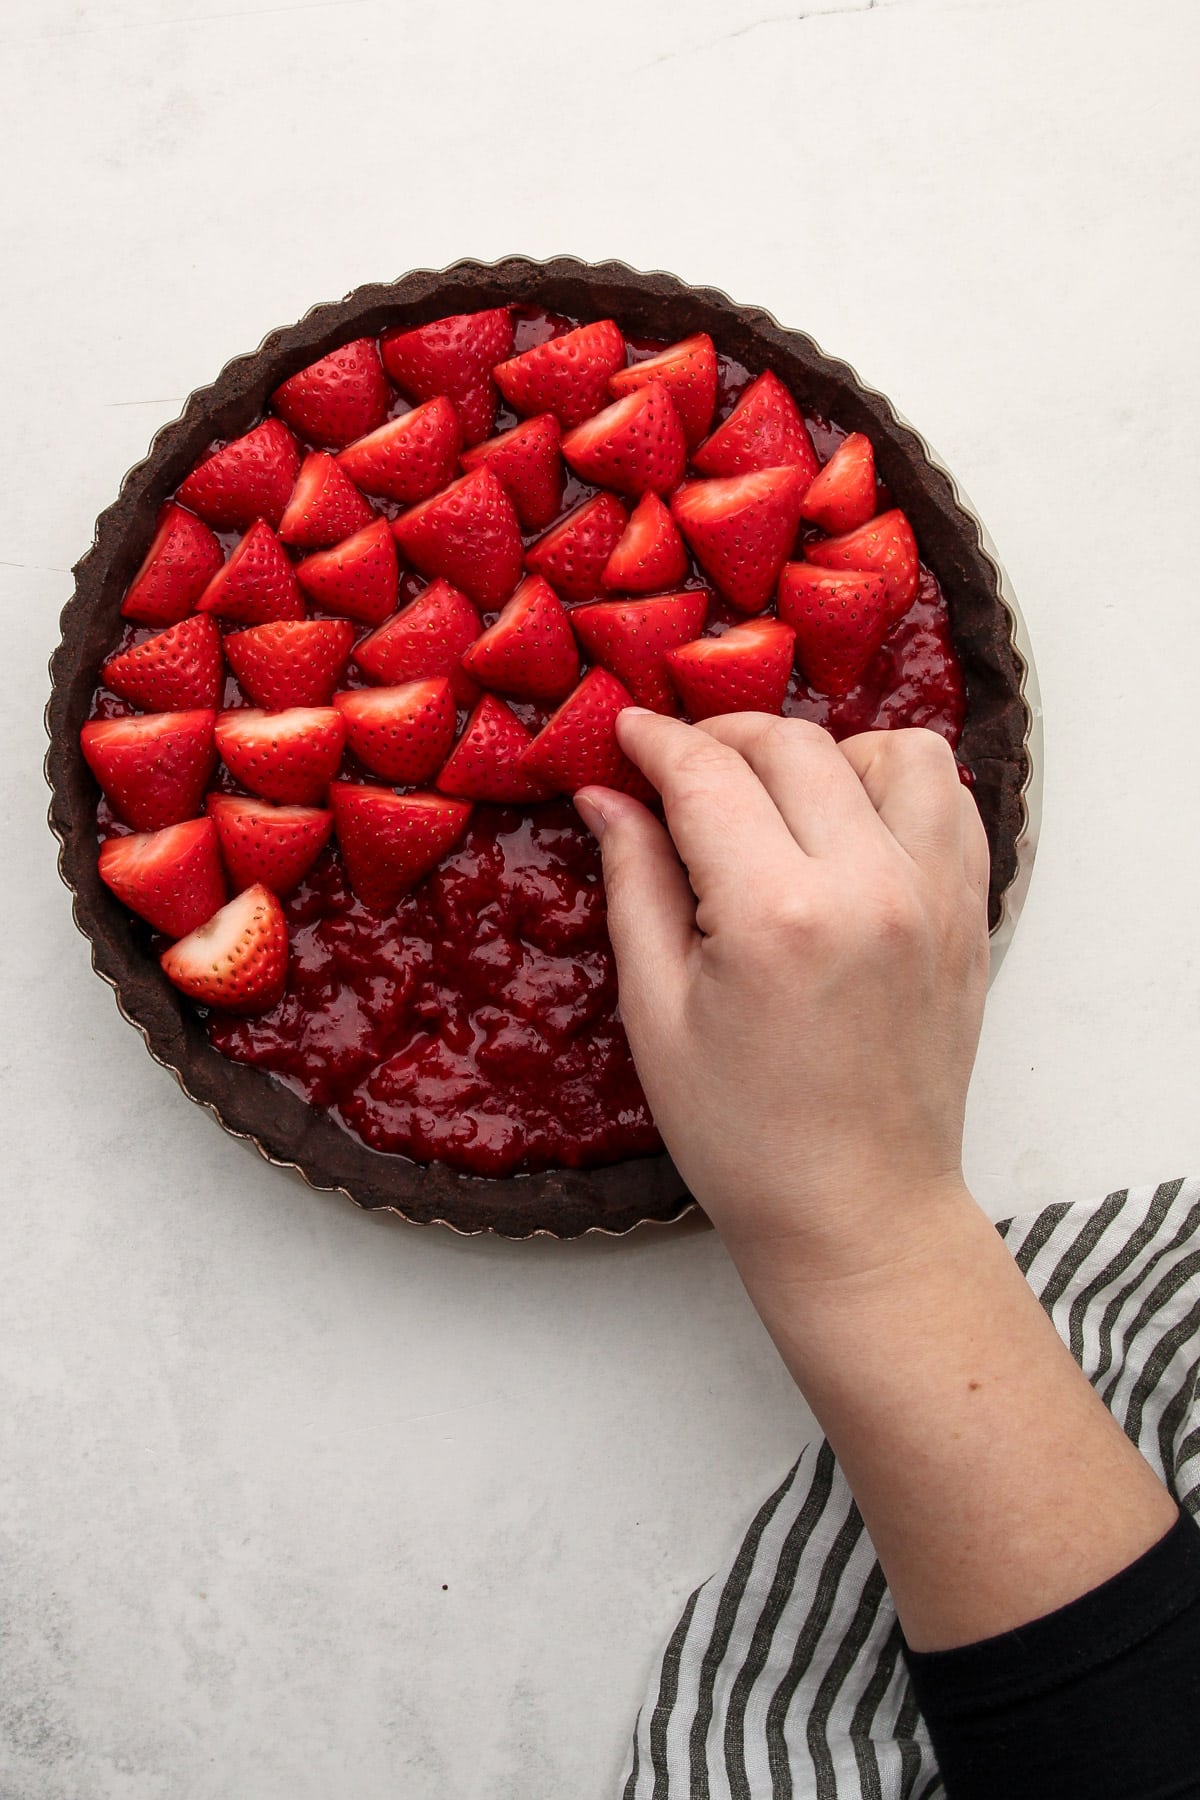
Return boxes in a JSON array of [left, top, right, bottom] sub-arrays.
[[3, 0, 1199, 1793]]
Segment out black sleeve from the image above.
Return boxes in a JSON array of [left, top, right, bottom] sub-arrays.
[[902, 1508, 1200, 1800]]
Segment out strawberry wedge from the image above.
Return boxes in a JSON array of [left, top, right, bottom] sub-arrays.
[[460, 575, 579, 702], [224, 620, 356, 710], [196, 520, 304, 625], [494, 320, 626, 429], [381, 307, 513, 447], [120, 504, 223, 626], [691, 371, 819, 484], [525, 493, 628, 602], [671, 468, 809, 613], [330, 785, 472, 910], [521, 668, 652, 800], [601, 492, 689, 594], [798, 432, 877, 536], [459, 413, 563, 531], [777, 564, 891, 694], [160, 884, 288, 1014], [336, 397, 461, 505], [560, 381, 687, 498], [294, 517, 398, 626], [177, 419, 300, 531], [352, 579, 481, 704], [666, 618, 796, 721], [333, 679, 457, 785], [392, 465, 523, 609], [278, 452, 375, 550], [215, 707, 346, 805], [608, 332, 718, 448], [98, 816, 226, 938], [207, 794, 334, 895], [572, 590, 709, 714], [102, 614, 224, 712], [271, 338, 390, 449], [81, 709, 217, 831], [804, 508, 920, 621], [436, 695, 552, 804]]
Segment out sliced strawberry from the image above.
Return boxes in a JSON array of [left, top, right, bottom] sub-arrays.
[[277, 452, 375, 550], [120, 505, 224, 626], [215, 706, 346, 805], [196, 520, 304, 625], [460, 575, 579, 701], [224, 619, 356, 709], [435, 695, 552, 804], [608, 333, 718, 448], [380, 307, 513, 447], [670, 468, 809, 613], [352, 579, 481, 704], [207, 794, 333, 895], [81, 709, 217, 831], [804, 508, 919, 621], [333, 679, 457, 784], [336, 397, 461, 505], [102, 614, 224, 712], [493, 320, 626, 429], [798, 432, 876, 535], [521, 668, 651, 799], [572, 590, 709, 714], [666, 619, 796, 721], [392, 465, 523, 608], [270, 338, 390, 449], [459, 413, 563, 530], [98, 816, 226, 937], [330, 785, 472, 910], [176, 418, 300, 531], [777, 563, 891, 695], [601, 492, 689, 593], [160, 884, 288, 1014], [560, 381, 687, 498], [524, 493, 628, 602], [691, 371, 819, 484], [294, 517, 398, 626]]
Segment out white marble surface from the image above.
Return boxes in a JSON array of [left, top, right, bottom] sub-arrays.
[[3, 0, 1199, 1793]]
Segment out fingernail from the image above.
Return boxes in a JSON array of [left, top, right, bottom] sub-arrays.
[[573, 792, 608, 839], [615, 706, 652, 748]]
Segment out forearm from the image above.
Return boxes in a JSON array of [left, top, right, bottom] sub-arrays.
[[729, 1184, 1178, 1653]]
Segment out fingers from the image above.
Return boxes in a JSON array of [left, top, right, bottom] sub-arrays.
[[574, 787, 697, 1008], [695, 712, 888, 857], [836, 729, 967, 869], [614, 710, 804, 920], [960, 786, 991, 900]]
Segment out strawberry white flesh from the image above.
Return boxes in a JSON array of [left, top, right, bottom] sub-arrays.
[[159, 883, 288, 1014]]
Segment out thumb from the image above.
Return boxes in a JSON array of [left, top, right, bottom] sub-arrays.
[[575, 787, 695, 1014]]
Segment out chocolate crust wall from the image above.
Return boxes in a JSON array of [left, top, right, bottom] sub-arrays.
[[46, 257, 1032, 1239]]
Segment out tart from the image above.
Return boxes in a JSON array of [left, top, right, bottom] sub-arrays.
[[46, 258, 1033, 1239]]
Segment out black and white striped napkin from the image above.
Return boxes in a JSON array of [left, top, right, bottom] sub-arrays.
[[621, 1179, 1200, 1798]]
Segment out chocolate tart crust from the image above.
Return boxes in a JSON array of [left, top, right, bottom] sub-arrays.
[[45, 257, 1032, 1239]]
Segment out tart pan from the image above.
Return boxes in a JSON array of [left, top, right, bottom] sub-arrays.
[[45, 256, 1038, 1239]]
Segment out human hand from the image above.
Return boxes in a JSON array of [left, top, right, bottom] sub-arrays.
[[575, 713, 991, 1287]]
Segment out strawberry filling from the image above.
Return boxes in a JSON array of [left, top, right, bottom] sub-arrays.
[[88, 306, 967, 1179]]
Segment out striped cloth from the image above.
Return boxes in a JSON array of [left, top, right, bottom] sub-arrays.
[[620, 1178, 1200, 1799]]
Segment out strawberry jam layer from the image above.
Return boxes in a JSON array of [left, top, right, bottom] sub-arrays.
[[208, 803, 661, 1176]]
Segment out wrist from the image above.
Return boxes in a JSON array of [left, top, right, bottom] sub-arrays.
[[718, 1169, 981, 1309]]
